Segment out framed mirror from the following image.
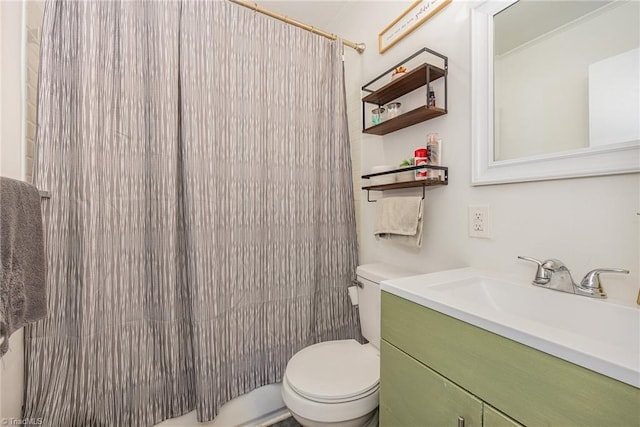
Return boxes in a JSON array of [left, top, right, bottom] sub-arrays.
[[471, 0, 640, 185]]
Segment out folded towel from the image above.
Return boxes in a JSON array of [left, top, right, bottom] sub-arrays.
[[0, 177, 46, 357], [374, 196, 423, 248]]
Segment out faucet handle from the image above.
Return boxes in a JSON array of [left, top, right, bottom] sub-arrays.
[[518, 256, 552, 284], [518, 255, 542, 265], [579, 268, 629, 298]]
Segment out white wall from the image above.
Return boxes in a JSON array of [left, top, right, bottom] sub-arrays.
[[0, 0, 26, 420], [326, 1, 639, 305], [1, 1, 25, 179], [24, 1, 44, 184]]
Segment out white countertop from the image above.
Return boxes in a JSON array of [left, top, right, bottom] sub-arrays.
[[381, 267, 640, 388]]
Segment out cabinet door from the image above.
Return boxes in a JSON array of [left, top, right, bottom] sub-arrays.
[[380, 340, 483, 427], [483, 404, 523, 427]]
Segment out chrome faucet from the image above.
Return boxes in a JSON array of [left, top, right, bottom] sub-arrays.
[[518, 256, 629, 299]]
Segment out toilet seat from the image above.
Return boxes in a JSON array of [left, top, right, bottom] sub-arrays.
[[282, 340, 380, 424], [285, 339, 379, 403]]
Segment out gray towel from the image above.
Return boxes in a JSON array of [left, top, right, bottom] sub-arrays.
[[0, 177, 46, 357], [374, 196, 424, 248]]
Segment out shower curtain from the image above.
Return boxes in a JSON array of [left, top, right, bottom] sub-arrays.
[[24, 1, 359, 425]]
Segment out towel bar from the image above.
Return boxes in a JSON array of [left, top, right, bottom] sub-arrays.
[[367, 183, 426, 202]]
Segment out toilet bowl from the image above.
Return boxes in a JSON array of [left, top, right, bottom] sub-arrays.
[[281, 264, 415, 427]]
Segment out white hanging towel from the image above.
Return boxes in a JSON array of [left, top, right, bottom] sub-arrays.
[[374, 196, 423, 248]]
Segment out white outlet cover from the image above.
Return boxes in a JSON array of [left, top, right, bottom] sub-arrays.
[[469, 205, 491, 238]]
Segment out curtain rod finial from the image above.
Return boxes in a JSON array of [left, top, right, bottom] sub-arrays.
[[355, 43, 366, 54]]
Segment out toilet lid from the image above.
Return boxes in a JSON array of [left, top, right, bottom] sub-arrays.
[[284, 340, 379, 403]]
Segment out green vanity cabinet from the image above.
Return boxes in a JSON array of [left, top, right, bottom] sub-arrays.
[[483, 405, 521, 427], [380, 291, 640, 426]]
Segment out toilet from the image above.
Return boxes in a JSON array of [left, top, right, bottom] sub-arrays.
[[281, 264, 415, 427]]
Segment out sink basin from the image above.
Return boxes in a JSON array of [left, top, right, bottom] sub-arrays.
[[381, 267, 640, 388]]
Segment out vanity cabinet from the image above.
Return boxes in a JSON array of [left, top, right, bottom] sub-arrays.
[[483, 405, 521, 427], [380, 291, 640, 426]]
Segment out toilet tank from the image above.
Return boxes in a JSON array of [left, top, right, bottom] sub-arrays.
[[355, 264, 416, 349]]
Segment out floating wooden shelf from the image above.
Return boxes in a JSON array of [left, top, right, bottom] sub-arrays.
[[361, 164, 448, 202], [362, 178, 447, 191], [362, 63, 446, 106], [359, 48, 449, 201], [363, 106, 447, 136], [361, 48, 448, 135], [361, 164, 448, 179]]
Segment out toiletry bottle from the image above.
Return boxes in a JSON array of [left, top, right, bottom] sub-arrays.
[[427, 133, 442, 180], [428, 91, 436, 107], [414, 148, 428, 180]]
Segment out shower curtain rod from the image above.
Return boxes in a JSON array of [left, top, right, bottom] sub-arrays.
[[227, 0, 366, 54]]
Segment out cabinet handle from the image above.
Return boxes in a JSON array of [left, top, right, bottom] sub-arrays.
[[457, 416, 465, 427]]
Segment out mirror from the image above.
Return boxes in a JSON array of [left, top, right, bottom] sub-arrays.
[[471, 0, 640, 185]]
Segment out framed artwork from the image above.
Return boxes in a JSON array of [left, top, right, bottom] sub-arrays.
[[379, 0, 452, 54]]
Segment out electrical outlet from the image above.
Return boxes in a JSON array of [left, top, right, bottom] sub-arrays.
[[469, 205, 491, 238]]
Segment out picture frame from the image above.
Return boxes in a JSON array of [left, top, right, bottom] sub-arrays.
[[378, 0, 452, 54]]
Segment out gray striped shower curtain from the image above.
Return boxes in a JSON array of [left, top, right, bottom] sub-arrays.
[[24, 1, 359, 425]]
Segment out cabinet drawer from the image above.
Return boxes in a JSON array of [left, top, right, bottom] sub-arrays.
[[380, 339, 483, 427], [381, 291, 640, 426]]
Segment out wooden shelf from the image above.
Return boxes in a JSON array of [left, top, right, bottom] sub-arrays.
[[359, 48, 449, 201], [362, 63, 445, 106], [363, 106, 447, 135], [361, 164, 448, 201], [362, 178, 447, 191], [361, 48, 448, 135], [361, 164, 448, 179]]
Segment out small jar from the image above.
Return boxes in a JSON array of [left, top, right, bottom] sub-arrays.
[[386, 102, 402, 119], [371, 107, 385, 125]]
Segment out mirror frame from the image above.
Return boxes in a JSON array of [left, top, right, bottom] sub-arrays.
[[471, 1, 640, 185]]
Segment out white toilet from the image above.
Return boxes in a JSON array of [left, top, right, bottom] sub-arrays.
[[281, 264, 414, 427]]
